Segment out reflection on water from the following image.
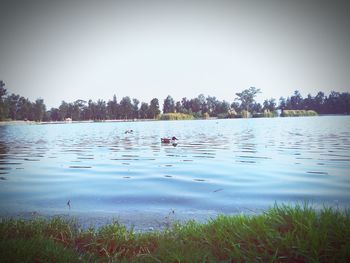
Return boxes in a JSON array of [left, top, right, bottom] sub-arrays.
[[0, 116, 350, 225]]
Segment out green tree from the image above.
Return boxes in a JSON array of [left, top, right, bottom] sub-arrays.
[[263, 98, 276, 112], [132, 98, 140, 119], [107, 95, 119, 119], [279, 97, 286, 110], [251, 102, 262, 113], [197, 94, 208, 113], [72, 100, 86, 121], [235, 87, 261, 113], [175, 101, 184, 113], [181, 97, 190, 111], [33, 98, 46, 122], [303, 94, 314, 110], [290, 90, 303, 110], [86, 100, 96, 120], [163, 95, 175, 113], [17, 97, 33, 120], [190, 98, 201, 113], [49, 107, 60, 121], [119, 96, 133, 119], [216, 100, 231, 115], [0, 81, 9, 120], [148, 98, 160, 118], [0, 81, 6, 98], [314, 92, 325, 113], [59, 101, 70, 120], [7, 93, 20, 120], [338, 92, 350, 114], [206, 96, 219, 116], [231, 101, 240, 112], [95, 99, 107, 120], [139, 102, 149, 119]]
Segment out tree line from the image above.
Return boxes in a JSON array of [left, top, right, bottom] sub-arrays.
[[0, 80, 349, 122]]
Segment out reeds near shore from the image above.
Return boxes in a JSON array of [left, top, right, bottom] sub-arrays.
[[281, 110, 318, 117], [159, 113, 194, 120], [1, 204, 349, 262]]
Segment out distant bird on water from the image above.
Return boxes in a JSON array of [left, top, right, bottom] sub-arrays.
[[67, 200, 71, 210], [161, 136, 178, 144]]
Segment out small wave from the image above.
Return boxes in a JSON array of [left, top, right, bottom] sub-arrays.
[[307, 171, 328, 175]]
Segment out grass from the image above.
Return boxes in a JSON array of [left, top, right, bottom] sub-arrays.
[[159, 113, 194, 120], [281, 110, 318, 117], [1, 204, 350, 262]]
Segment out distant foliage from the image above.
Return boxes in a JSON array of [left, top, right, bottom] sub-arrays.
[[279, 90, 350, 115], [0, 80, 349, 122], [0, 81, 46, 122], [163, 95, 175, 114], [235, 87, 261, 113], [149, 98, 161, 119]]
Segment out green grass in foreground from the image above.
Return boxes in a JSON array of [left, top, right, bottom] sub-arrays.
[[1, 204, 350, 262]]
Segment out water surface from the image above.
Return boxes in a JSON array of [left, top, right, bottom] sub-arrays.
[[0, 116, 349, 228]]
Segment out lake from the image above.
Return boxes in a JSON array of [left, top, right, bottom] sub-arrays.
[[0, 116, 350, 229]]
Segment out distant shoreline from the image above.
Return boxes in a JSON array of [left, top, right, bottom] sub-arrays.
[[0, 119, 158, 125], [0, 114, 348, 126]]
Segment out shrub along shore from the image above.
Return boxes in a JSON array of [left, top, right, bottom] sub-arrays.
[[281, 110, 318, 117], [0, 111, 324, 126], [1, 204, 349, 262], [159, 112, 194, 120]]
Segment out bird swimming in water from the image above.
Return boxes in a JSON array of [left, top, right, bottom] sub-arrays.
[[161, 136, 178, 143]]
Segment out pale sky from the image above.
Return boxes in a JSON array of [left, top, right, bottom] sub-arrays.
[[0, 0, 349, 108]]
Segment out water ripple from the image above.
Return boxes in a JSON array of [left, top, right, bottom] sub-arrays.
[[0, 116, 350, 218]]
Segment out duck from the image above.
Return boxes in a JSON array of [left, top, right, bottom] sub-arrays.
[[125, 129, 133, 134], [161, 136, 178, 143]]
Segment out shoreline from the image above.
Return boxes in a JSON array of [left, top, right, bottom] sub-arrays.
[[1, 204, 349, 262], [0, 114, 348, 126], [1, 200, 347, 231], [0, 206, 264, 231], [0, 119, 159, 126]]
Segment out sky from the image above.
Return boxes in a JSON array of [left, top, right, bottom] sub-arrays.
[[0, 0, 350, 108]]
